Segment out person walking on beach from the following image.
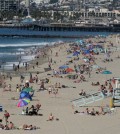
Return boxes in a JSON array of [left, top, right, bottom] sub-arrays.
[[10, 76, 12, 81], [36, 62, 38, 67], [25, 62, 28, 70], [35, 75, 38, 83], [3, 110, 10, 125], [17, 64, 19, 71], [50, 58, 52, 63], [88, 71, 91, 78]]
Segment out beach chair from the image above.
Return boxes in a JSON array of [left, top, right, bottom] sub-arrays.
[[0, 106, 3, 112]]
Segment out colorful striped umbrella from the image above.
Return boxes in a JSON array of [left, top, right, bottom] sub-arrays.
[[17, 98, 30, 107]]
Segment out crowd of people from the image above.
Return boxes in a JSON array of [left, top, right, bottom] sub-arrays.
[[0, 37, 119, 132]]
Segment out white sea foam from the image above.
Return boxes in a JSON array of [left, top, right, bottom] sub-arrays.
[[0, 52, 24, 55], [0, 39, 64, 48], [21, 55, 35, 62], [17, 48, 25, 51], [0, 41, 55, 47], [0, 62, 23, 70]]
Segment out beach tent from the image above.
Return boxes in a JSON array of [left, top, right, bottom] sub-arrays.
[[20, 91, 32, 101]]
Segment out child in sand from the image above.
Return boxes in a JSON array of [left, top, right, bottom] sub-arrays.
[[47, 113, 54, 121]]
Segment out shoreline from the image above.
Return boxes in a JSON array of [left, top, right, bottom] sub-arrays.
[[0, 34, 100, 38], [0, 43, 60, 78]]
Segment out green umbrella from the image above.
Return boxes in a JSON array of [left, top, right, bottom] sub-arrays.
[[101, 70, 112, 80], [22, 87, 34, 93]]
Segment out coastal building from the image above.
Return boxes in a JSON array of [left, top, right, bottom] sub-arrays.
[[113, 0, 120, 9], [0, 0, 20, 11], [25, 0, 30, 8]]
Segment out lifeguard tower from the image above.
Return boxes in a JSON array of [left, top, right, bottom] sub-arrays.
[[112, 77, 120, 107]]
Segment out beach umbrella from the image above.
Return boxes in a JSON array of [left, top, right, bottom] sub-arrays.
[[73, 51, 80, 56], [66, 68, 74, 73], [17, 98, 30, 107], [20, 91, 32, 100], [59, 65, 69, 69], [101, 70, 112, 80], [84, 50, 90, 55], [22, 87, 34, 93], [101, 70, 112, 74]]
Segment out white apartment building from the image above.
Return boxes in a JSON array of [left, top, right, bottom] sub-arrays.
[[0, 0, 20, 11]]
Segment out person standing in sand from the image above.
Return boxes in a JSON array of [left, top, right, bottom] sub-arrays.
[[3, 110, 10, 125], [48, 86, 52, 94]]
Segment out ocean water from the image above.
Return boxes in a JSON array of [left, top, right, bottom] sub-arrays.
[[0, 37, 75, 70], [0, 31, 117, 70]]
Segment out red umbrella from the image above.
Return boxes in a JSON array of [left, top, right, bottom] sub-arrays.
[[66, 68, 74, 73]]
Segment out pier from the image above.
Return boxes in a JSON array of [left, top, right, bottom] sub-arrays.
[[0, 23, 119, 38]]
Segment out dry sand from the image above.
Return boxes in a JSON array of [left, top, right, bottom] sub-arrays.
[[0, 34, 120, 134]]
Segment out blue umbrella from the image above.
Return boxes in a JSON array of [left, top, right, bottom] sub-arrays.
[[20, 91, 32, 101], [59, 65, 69, 69], [73, 51, 80, 56], [83, 49, 90, 54]]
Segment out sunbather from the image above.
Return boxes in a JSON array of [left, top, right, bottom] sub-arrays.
[[79, 90, 86, 96], [92, 82, 100, 86], [29, 105, 38, 115], [4, 125, 9, 130], [22, 124, 39, 130], [0, 123, 4, 129], [47, 113, 54, 121], [8, 122, 14, 129]]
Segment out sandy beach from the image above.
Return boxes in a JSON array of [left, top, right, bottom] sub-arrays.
[[0, 34, 120, 134]]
